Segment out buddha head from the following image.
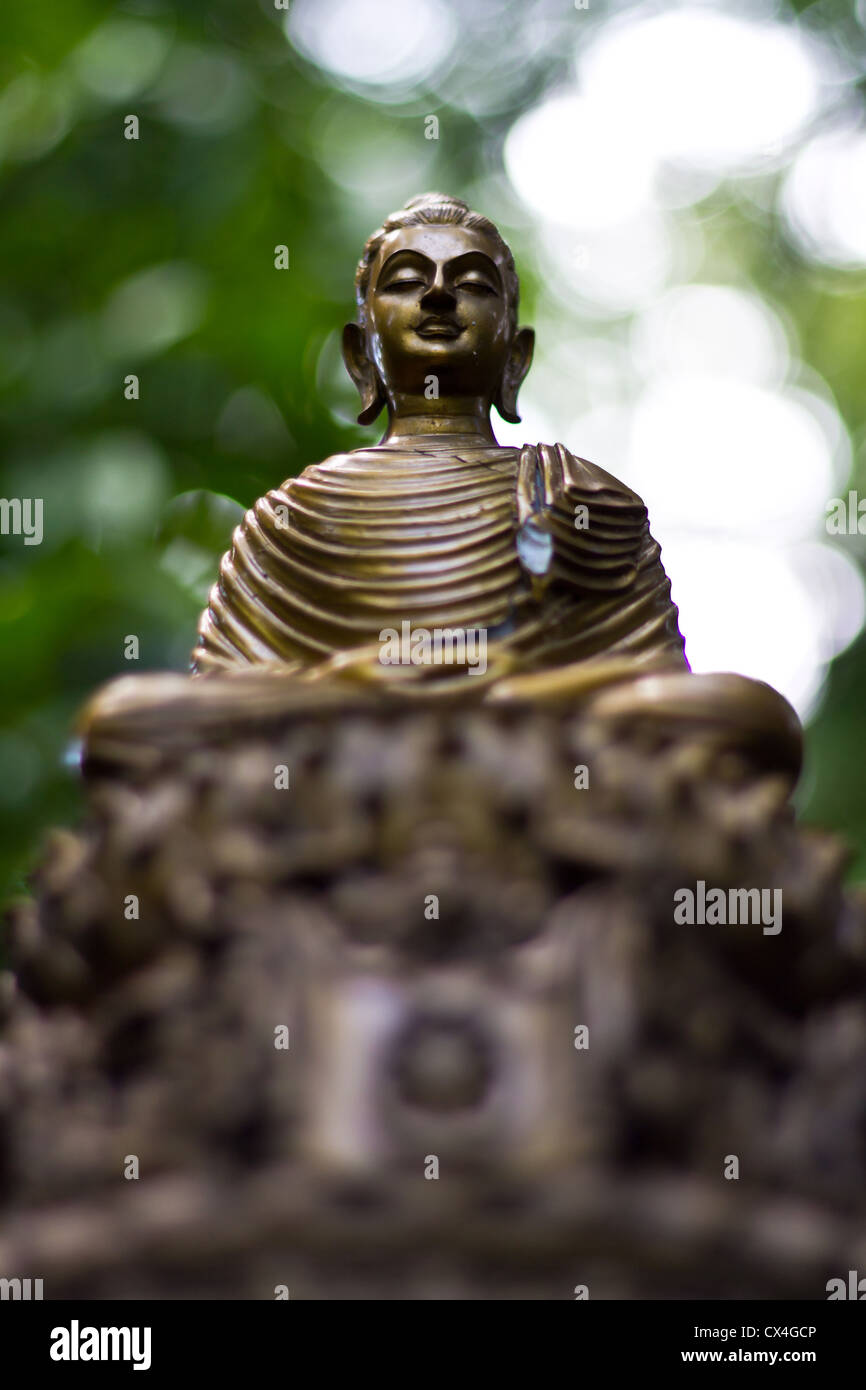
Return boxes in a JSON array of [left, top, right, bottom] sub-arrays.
[[342, 193, 535, 430]]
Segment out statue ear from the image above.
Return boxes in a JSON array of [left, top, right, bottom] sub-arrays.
[[342, 322, 386, 426], [494, 327, 535, 425]]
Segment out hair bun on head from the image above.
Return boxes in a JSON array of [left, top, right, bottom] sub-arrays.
[[402, 192, 469, 213]]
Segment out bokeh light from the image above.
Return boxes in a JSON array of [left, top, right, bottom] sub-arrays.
[[782, 122, 866, 268], [286, 0, 457, 93]]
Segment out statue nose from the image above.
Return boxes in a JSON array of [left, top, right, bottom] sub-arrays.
[[420, 280, 456, 313]]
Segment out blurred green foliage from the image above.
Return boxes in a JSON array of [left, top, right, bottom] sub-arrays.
[[2, 0, 866, 915]]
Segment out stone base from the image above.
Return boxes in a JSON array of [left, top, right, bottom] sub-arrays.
[[1, 675, 864, 1298]]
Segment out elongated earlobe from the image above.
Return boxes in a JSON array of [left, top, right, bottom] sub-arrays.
[[495, 327, 535, 424], [357, 382, 387, 426], [342, 322, 387, 425]]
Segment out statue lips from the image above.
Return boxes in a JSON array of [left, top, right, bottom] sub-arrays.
[[415, 316, 463, 340]]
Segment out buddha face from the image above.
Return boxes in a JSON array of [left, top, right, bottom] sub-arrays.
[[343, 223, 534, 425], [367, 224, 512, 396]]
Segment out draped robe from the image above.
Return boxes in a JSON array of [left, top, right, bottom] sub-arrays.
[[192, 439, 687, 680]]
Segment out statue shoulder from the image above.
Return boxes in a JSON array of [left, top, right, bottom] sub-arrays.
[[271, 450, 359, 494], [229, 451, 362, 539]]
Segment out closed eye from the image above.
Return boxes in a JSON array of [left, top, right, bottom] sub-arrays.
[[457, 280, 498, 295], [381, 277, 427, 292]]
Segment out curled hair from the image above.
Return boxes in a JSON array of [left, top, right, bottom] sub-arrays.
[[354, 193, 519, 330]]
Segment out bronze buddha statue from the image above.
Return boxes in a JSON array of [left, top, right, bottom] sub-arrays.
[[193, 193, 687, 685], [182, 192, 799, 780], [78, 193, 800, 782]]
